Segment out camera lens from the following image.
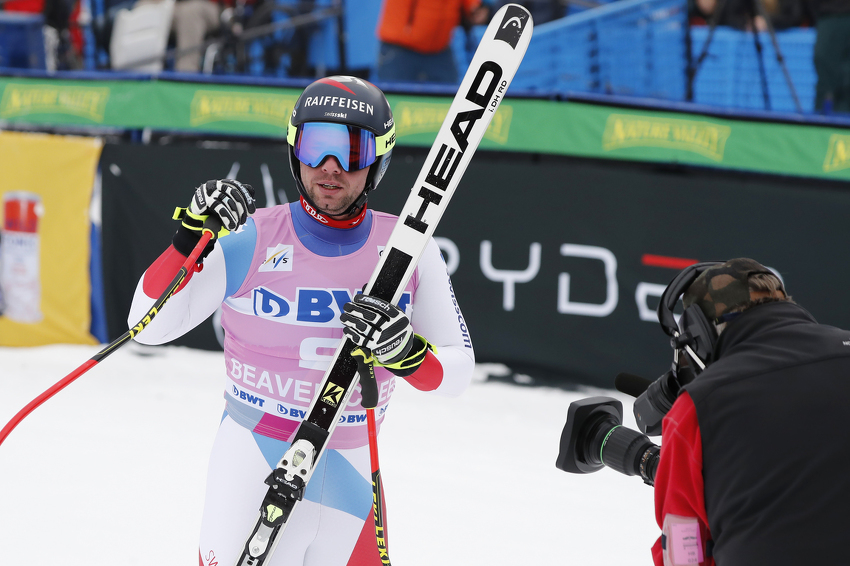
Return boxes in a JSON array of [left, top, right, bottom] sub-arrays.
[[598, 425, 660, 485], [580, 412, 621, 468], [556, 397, 624, 474], [557, 396, 660, 485]]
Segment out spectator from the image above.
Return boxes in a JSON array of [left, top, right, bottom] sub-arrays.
[[755, 0, 808, 29], [2, 0, 81, 69], [134, 0, 224, 72], [173, 0, 225, 71], [43, 0, 82, 69], [808, 0, 850, 112], [689, 0, 805, 30], [170, 0, 222, 71], [91, 0, 141, 68], [375, 0, 490, 84]]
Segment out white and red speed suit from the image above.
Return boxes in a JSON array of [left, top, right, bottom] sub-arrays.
[[128, 201, 475, 566]]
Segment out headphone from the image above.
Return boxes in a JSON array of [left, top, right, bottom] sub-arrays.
[[657, 261, 724, 372]]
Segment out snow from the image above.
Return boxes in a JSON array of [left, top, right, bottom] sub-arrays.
[[0, 344, 657, 565]]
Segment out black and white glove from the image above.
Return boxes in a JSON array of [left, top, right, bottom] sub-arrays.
[[340, 294, 433, 377], [172, 179, 256, 258]]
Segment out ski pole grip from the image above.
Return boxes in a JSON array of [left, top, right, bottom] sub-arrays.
[[353, 348, 379, 409], [202, 214, 225, 240]]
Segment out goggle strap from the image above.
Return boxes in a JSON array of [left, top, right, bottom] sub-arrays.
[[376, 125, 395, 157]]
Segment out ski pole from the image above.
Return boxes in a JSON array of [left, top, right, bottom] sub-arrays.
[[0, 217, 222, 447], [367, 408, 392, 566], [354, 351, 392, 565]]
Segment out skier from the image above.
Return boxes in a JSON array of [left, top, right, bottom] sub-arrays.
[[127, 75, 476, 566]]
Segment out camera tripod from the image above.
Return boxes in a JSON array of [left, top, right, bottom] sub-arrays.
[[686, 0, 803, 113]]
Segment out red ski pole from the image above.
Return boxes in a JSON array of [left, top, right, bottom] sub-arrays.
[[353, 351, 392, 564], [0, 219, 220, 447], [367, 407, 392, 566]]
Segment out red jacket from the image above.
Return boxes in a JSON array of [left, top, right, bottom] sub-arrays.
[[376, 0, 482, 54], [652, 391, 715, 566]]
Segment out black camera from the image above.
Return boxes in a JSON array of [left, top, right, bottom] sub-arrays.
[[554, 262, 726, 485], [621, 370, 682, 436], [555, 396, 660, 485]]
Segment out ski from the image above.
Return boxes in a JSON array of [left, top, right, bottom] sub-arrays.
[[235, 5, 533, 565]]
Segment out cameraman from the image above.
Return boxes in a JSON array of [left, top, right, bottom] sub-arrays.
[[652, 258, 850, 566]]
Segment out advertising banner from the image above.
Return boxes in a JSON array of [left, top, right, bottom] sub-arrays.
[[100, 142, 293, 351], [0, 130, 102, 346], [2, 75, 850, 181], [378, 149, 850, 387], [100, 141, 850, 387]]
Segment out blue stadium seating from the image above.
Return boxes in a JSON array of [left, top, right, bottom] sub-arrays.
[[509, 0, 689, 100], [11, 0, 819, 114], [690, 26, 816, 112], [0, 12, 46, 70]]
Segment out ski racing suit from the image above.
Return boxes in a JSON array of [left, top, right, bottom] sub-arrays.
[[128, 201, 475, 566]]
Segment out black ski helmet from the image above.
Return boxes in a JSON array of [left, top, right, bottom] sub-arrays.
[[287, 76, 396, 216]]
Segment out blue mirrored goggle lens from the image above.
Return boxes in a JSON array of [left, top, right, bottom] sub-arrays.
[[293, 122, 377, 171]]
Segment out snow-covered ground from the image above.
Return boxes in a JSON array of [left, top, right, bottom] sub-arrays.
[[0, 343, 657, 565]]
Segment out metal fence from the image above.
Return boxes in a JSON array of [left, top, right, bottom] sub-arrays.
[[0, 0, 822, 114], [504, 0, 689, 100], [476, 0, 817, 114]]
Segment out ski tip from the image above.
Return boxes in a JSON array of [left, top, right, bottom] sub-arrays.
[[489, 3, 534, 48]]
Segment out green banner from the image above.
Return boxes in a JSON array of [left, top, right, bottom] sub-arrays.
[[2, 75, 850, 180]]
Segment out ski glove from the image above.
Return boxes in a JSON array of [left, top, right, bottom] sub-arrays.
[[172, 179, 256, 259], [340, 294, 435, 377]]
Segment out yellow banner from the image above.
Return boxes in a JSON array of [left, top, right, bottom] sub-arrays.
[[602, 113, 732, 162], [823, 134, 850, 173], [392, 100, 515, 145], [0, 83, 111, 122], [0, 131, 102, 346]]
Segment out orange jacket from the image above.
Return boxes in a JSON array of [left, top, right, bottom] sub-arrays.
[[377, 0, 483, 54]]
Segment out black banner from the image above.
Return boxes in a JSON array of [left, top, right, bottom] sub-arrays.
[[101, 142, 291, 351], [101, 142, 850, 388]]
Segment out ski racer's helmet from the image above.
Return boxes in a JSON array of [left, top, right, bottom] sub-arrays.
[[287, 76, 396, 217]]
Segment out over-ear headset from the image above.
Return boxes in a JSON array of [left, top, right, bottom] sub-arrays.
[[657, 261, 724, 372]]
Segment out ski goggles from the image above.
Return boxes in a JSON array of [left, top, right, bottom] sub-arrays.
[[289, 122, 392, 172]]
